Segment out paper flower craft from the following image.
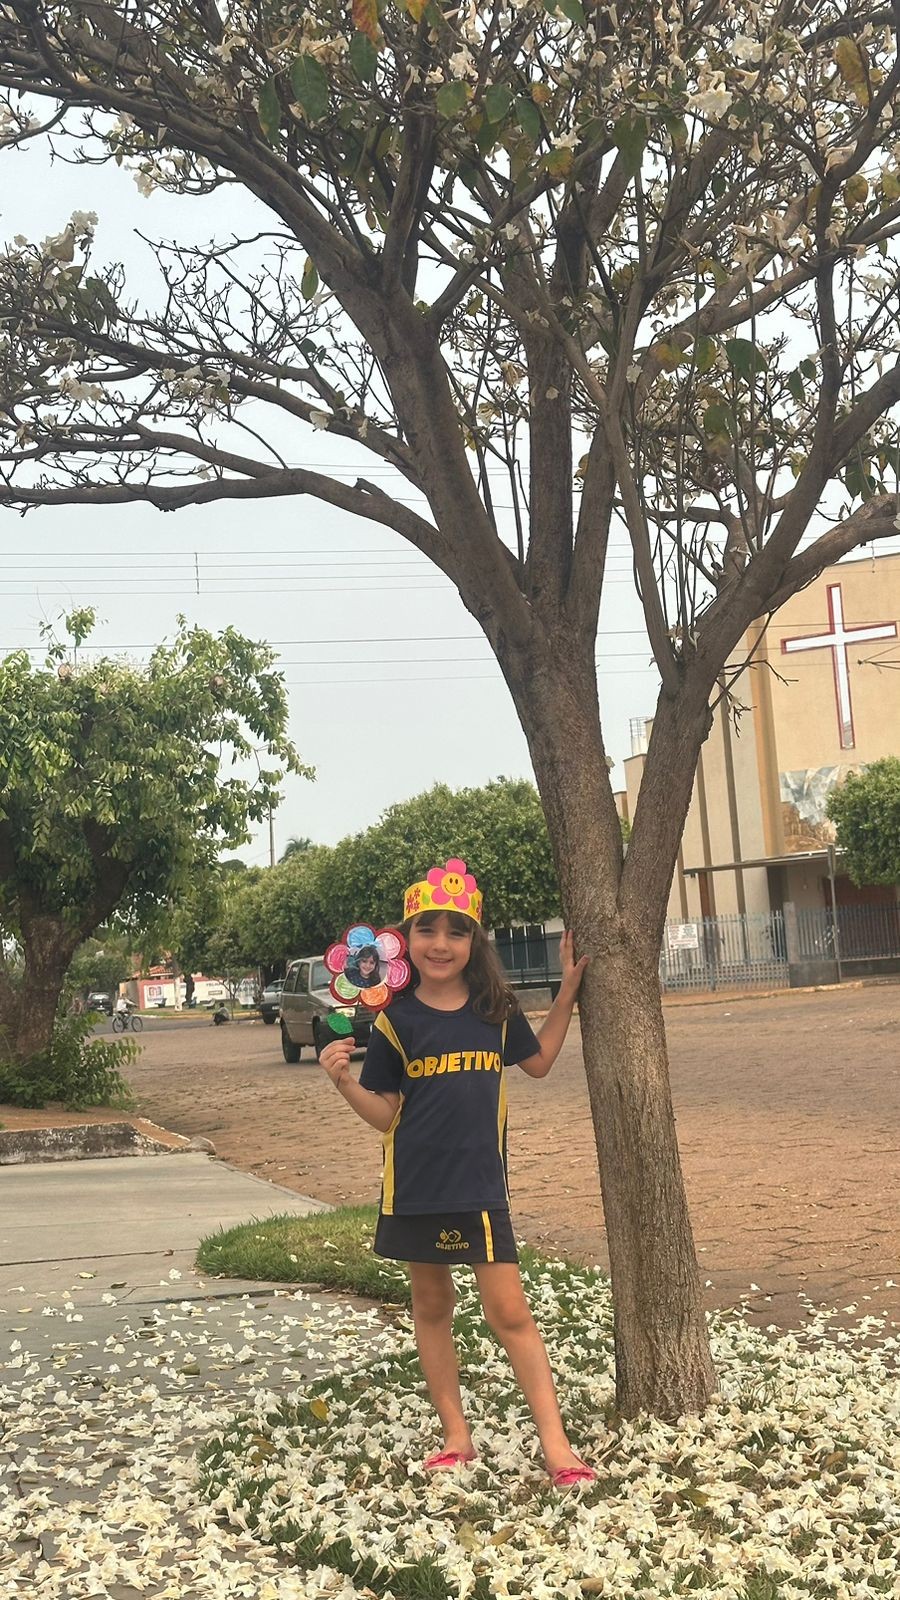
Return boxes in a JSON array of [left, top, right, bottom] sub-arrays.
[[403, 858, 483, 924], [323, 924, 410, 1012]]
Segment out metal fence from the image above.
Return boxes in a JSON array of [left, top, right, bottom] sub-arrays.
[[660, 912, 789, 992], [497, 903, 900, 996], [662, 902, 900, 991], [794, 901, 900, 963]]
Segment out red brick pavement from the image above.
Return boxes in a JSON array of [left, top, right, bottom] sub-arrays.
[[49, 983, 900, 1330]]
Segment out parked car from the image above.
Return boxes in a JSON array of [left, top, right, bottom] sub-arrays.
[[86, 991, 114, 1015], [258, 978, 285, 1025], [278, 956, 373, 1062]]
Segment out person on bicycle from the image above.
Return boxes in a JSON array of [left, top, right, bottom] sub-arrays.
[[114, 994, 135, 1022]]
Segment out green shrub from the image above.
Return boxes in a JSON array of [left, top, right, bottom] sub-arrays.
[[0, 1009, 138, 1109]]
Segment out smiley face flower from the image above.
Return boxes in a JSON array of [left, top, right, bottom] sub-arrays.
[[402, 858, 483, 923], [427, 858, 478, 912]]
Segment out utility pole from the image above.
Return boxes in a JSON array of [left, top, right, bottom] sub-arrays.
[[268, 805, 275, 868]]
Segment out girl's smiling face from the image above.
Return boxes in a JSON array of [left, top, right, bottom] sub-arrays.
[[409, 911, 473, 988], [358, 951, 378, 978]]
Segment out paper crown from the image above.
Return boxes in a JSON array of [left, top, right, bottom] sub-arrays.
[[402, 857, 483, 925]]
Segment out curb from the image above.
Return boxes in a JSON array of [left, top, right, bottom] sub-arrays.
[[0, 1121, 205, 1165], [660, 974, 900, 1009]]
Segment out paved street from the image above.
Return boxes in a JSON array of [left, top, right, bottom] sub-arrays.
[[112, 984, 900, 1329]]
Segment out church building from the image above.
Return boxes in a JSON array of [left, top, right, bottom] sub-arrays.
[[619, 550, 900, 925]]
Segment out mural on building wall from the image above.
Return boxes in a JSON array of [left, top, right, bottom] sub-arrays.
[[780, 765, 865, 851]]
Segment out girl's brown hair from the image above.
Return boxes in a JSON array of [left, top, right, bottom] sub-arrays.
[[399, 909, 519, 1024]]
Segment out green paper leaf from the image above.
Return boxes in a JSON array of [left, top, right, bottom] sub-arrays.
[[290, 54, 329, 123]]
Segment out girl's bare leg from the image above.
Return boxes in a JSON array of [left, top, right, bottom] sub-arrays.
[[473, 1262, 584, 1474], [408, 1262, 473, 1453]]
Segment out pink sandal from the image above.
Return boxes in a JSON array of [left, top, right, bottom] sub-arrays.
[[550, 1461, 596, 1488], [423, 1448, 477, 1472]]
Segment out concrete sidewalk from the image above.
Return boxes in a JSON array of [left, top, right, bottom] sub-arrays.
[[0, 1153, 388, 1598]]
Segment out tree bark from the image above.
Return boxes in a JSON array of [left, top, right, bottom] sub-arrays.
[[12, 917, 81, 1062], [502, 638, 716, 1418]]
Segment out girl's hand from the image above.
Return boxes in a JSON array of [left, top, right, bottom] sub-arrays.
[[559, 930, 589, 996], [319, 1035, 354, 1087]]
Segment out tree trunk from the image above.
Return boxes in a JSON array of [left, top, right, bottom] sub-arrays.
[[504, 642, 716, 1418], [13, 918, 79, 1062]]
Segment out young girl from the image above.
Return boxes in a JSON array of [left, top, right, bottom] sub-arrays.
[[319, 859, 595, 1487]]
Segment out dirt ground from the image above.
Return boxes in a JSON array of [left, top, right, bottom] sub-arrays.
[[26, 984, 900, 1330]]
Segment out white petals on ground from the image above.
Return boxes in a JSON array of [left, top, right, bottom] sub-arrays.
[[201, 1263, 900, 1598], [0, 1285, 387, 1598], [4, 1259, 900, 1597]]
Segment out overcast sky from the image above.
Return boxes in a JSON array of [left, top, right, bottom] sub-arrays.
[[4, 142, 899, 867]]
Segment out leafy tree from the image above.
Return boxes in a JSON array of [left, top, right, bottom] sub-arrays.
[[331, 777, 560, 931], [66, 931, 135, 1002], [0, 613, 306, 1067], [827, 758, 900, 886], [4, 1, 900, 1414], [165, 863, 264, 985]]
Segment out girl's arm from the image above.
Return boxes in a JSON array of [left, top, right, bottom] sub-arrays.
[[517, 931, 589, 1080], [320, 1036, 400, 1131]]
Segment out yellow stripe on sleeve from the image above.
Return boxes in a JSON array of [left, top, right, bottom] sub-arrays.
[[482, 1210, 495, 1262], [374, 1009, 409, 1066]]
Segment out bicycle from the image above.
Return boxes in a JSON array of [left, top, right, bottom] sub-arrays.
[[112, 1011, 144, 1033]]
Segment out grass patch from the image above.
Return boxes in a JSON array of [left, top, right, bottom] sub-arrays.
[[196, 1205, 544, 1300]]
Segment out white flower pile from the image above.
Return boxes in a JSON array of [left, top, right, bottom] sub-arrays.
[[205, 1262, 900, 1599], [3, 1258, 900, 1598]]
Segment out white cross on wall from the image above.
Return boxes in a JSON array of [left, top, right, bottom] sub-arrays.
[[781, 582, 897, 750]]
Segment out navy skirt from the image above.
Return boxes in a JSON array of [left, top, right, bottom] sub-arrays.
[[374, 1208, 517, 1264]]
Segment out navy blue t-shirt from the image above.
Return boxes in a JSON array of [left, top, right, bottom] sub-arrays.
[[359, 991, 540, 1215]]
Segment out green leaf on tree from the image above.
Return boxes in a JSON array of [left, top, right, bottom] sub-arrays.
[[613, 112, 648, 178], [787, 367, 805, 406], [693, 335, 717, 374], [484, 84, 513, 124], [290, 54, 329, 123], [553, 0, 586, 26], [436, 80, 470, 118], [515, 96, 542, 145], [301, 257, 319, 302], [702, 402, 731, 438], [349, 30, 378, 84], [257, 79, 281, 144], [651, 338, 686, 371], [725, 337, 767, 380]]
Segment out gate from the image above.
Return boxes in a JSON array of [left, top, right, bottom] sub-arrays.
[[660, 912, 789, 992]]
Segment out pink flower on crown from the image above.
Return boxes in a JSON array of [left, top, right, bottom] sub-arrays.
[[426, 857, 478, 912]]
